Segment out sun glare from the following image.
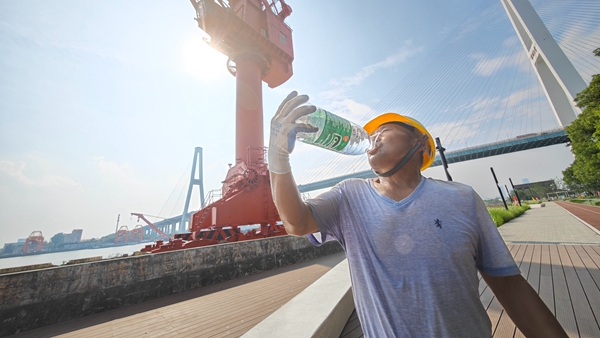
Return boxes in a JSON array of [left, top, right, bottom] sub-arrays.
[[182, 36, 228, 81]]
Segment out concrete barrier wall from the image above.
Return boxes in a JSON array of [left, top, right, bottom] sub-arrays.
[[0, 236, 343, 336]]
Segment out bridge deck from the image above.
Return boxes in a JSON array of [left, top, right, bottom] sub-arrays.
[[297, 129, 568, 193]]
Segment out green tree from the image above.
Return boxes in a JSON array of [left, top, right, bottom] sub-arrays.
[[563, 166, 590, 194], [50, 232, 65, 248], [563, 48, 600, 193], [100, 233, 116, 243]]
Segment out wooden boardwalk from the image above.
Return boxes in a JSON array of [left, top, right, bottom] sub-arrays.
[[485, 244, 600, 338], [340, 244, 600, 338], [11, 202, 600, 337], [12, 253, 346, 338]]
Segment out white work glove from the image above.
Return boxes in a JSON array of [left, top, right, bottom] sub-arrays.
[[268, 91, 318, 174]]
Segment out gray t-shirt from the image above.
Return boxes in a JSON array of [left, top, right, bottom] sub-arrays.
[[306, 177, 519, 337]]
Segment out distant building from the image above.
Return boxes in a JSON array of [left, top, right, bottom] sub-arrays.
[[522, 178, 530, 184], [1, 242, 25, 255], [513, 179, 556, 191], [63, 229, 83, 244]]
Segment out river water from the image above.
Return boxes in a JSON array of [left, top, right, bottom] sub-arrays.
[[0, 243, 149, 270]]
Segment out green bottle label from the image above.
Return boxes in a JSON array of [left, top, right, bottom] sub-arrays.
[[313, 109, 352, 151]]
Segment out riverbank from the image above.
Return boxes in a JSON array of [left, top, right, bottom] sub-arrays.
[[0, 241, 153, 260], [0, 243, 151, 270]]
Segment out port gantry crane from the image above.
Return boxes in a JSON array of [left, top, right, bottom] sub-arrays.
[[23, 231, 45, 253], [142, 0, 294, 253]]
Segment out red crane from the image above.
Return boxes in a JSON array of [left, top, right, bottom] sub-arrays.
[[115, 226, 129, 244], [131, 213, 171, 240], [23, 231, 44, 253], [142, 0, 294, 253], [130, 225, 144, 242]]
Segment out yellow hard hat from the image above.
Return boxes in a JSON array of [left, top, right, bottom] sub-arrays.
[[363, 113, 435, 171]]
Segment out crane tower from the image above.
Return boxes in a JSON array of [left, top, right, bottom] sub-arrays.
[[142, 0, 294, 252]]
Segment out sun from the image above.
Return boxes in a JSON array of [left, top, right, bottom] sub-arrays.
[[182, 36, 228, 81]]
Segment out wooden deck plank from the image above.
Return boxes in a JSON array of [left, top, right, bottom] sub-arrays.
[[514, 244, 543, 338], [558, 245, 598, 338], [62, 265, 330, 337], [580, 246, 600, 288], [108, 279, 309, 337], [539, 245, 555, 315], [157, 259, 336, 336], [550, 245, 579, 337], [486, 244, 522, 335], [487, 297, 506, 336], [14, 253, 345, 338], [170, 268, 337, 337], [341, 327, 365, 338], [565, 246, 600, 336], [339, 310, 363, 338], [182, 294, 308, 337], [493, 244, 531, 338], [339, 310, 359, 335], [575, 246, 600, 290]]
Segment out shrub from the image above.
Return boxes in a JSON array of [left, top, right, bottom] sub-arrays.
[[488, 205, 530, 226], [490, 213, 504, 225]]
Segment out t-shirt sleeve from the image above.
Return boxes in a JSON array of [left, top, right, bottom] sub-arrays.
[[474, 191, 520, 276], [304, 183, 344, 247]]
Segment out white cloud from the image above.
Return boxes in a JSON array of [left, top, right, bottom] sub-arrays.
[[429, 120, 479, 148], [476, 56, 505, 76], [0, 160, 82, 190], [327, 98, 374, 123], [322, 41, 423, 103], [296, 42, 425, 168], [471, 96, 501, 112], [93, 156, 142, 185], [332, 41, 422, 88], [470, 36, 530, 77]]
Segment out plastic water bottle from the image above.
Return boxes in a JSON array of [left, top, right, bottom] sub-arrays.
[[296, 108, 371, 155]]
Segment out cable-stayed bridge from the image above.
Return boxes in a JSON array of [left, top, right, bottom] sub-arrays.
[[298, 128, 569, 193], [146, 0, 599, 236], [293, 0, 598, 193]]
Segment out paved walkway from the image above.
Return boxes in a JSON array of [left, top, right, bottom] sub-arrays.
[[555, 201, 600, 232], [498, 202, 600, 245]]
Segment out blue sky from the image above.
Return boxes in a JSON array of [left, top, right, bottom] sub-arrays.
[[1, 0, 598, 246]]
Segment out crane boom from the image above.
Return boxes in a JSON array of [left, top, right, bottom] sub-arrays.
[[131, 213, 171, 240]]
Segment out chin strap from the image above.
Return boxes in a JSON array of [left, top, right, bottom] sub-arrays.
[[374, 143, 422, 177]]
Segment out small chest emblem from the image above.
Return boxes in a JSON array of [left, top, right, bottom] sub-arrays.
[[434, 219, 442, 229]]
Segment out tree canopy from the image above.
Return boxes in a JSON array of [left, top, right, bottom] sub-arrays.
[[50, 232, 65, 247], [563, 48, 600, 194]]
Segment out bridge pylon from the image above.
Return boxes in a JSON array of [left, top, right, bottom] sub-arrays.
[[500, 0, 587, 127], [180, 147, 205, 232]]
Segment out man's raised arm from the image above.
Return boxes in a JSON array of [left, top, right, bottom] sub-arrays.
[[268, 91, 319, 236]]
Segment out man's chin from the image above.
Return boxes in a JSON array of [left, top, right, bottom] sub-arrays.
[[367, 161, 384, 175]]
